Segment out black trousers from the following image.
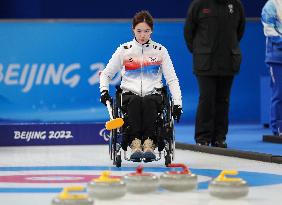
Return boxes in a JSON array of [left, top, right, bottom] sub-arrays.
[[195, 75, 234, 143], [122, 93, 162, 145]]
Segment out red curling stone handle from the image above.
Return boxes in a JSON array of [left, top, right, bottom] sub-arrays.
[[167, 163, 190, 174]]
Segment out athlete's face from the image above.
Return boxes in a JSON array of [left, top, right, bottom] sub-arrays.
[[133, 22, 152, 44]]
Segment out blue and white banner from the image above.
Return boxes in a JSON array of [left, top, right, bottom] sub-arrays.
[[0, 21, 266, 124], [0, 22, 131, 122]]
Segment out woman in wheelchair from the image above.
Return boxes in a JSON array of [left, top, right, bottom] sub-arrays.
[[100, 10, 182, 161]]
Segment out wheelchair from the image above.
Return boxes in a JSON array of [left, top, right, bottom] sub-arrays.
[[109, 86, 175, 167]]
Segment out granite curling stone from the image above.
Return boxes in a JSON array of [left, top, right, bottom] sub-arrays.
[[123, 165, 159, 194], [160, 163, 197, 192], [52, 186, 93, 205], [208, 170, 249, 199], [87, 171, 126, 200]]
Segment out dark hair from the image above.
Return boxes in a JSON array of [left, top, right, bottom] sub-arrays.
[[132, 10, 154, 30]]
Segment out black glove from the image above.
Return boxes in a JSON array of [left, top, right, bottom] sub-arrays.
[[100, 90, 112, 106], [173, 105, 182, 123]]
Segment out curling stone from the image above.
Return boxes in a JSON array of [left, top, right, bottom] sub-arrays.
[[87, 171, 126, 200], [208, 170, 249, 199], [123, 165, 159, 194], [160, 163, 197, 192], [52, 186, 93, 205]]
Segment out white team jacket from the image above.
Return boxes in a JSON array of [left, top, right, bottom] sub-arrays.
[[100, 39, 182, 106]]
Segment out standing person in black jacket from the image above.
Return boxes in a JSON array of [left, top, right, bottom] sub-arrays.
[[184, 0, 245, 148]]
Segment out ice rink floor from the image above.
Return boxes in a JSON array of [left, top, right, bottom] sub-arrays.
[[0, 145, 282, 205]]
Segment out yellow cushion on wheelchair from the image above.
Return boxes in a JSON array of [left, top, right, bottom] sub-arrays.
[[105, 118, 124, 130]]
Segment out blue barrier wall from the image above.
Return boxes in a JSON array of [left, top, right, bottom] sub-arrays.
[[0, 123, 109, 146], [0, 0, 267, 18], [0, 20, 266, 123]]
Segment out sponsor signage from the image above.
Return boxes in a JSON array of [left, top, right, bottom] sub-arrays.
[[0, 123, 109, 146]]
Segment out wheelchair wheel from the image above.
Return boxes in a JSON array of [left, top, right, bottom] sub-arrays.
[[109, 129, 117, 161], [109, 133, 112, 160], [109, 99, 118, 163], [115, 154, 122, 168], [166, 96, 175, 162], [170, 119, 175, 161], [165, 153, 172, 167], [111, 133, 124, 167], [112, 142, 122, 167]]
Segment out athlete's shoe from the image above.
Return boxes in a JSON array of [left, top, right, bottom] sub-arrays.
[[130, 138, 143, 160], [143, 138, 156, 160]]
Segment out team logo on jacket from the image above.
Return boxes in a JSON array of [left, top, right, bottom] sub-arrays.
[[202, 8, 211, 14], [228, 4, 234, 14], [149, 57, 157, 62]]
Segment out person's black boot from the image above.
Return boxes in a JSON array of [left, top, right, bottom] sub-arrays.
[[196, 141, 210, 146], [211, 140, 227, 148]]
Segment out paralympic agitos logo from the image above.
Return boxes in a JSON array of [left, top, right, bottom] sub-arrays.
[[99, 128, 111, 142]]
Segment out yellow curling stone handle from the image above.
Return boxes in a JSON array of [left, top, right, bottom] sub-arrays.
[[58, 186, 88, 200], [215, 170, 243, 182], [93, 171, 121, 183]]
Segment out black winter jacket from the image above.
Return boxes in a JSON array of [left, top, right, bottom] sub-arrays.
[[184, 0, 245, 76]]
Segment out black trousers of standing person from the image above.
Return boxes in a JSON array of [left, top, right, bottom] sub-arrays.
[[195, 75, 234, 144], [121, 92, 162, 146]]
